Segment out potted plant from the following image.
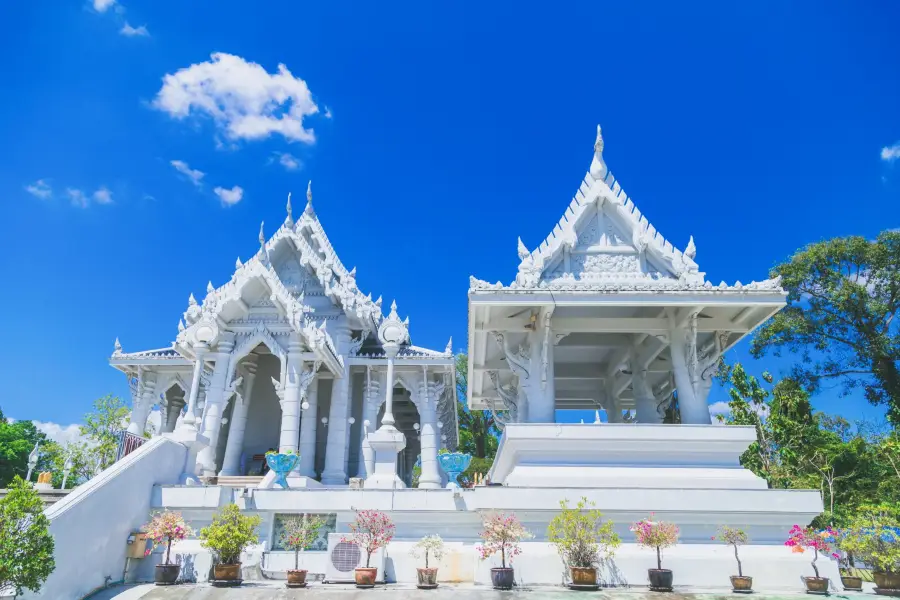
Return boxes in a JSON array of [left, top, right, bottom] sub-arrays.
[[144, 510, 193, 585], [341, 510, 395, 588], [280, 514, 327, 588], [835, 528, 864, 592], [838, 503, 900, 592], [199, 503, 262, 585], [476, 512, 532, 590], [713, 526, 752, 593], [547, 497, 620, 587], [631, 515, 679, 591], [410, 534, 446, 589], [784, 524, 840, 594]]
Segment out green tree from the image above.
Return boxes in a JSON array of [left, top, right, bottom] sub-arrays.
[[0, 476, 55, 597], [454, 353, 499, 459], [0, 408, 48, 488], [40, 442, 94, 489], [751, 231, 900, 425], [80, 395, 130, 470]]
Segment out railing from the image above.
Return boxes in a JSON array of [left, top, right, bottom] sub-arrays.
[[116, 430, 147, 461]]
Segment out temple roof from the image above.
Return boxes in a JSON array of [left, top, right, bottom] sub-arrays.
[[469, 125, 784, 297]]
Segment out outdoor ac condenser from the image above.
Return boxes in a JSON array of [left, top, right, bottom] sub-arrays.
[[323, 532, 385, 583]]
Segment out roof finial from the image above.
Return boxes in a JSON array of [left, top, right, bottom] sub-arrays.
[[594, 409, 602, 424], [304, 180, 314, 215], [188, 293, 197, 306], [685, 235, 697, 260], [590, 124, 608, 180], [206, 281, 215, 294], [445, 337, 453, 355], [113, 337, 122, 354], [258, 221, 266, 248], [517, 237, 530, 261], [285, 192, 293, 226], [235, 256, 243, 268]]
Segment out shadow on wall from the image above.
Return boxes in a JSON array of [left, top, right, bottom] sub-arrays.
[[599, 557, 629, 587]]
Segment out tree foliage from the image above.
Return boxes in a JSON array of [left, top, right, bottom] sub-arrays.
[[0, 476, 55, 597], [199, 503, 261, 565], [80, 395, 130, 470], [455, 353, 499, 459], [751, 232, 900, 425], [0, 408, 48, 488]]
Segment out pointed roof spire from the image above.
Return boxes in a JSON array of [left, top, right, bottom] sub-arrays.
[[594, 409, 602, 424], [590, 123, 608, 180], [235, 256, 243, 268], [445, 337, 453, 355], [285, 192, 293, 226], [113, 337, 122, 354], [206, 281, 215, 294], [304, 180, 314, 215], [178, 319, 185, 332], [517, 236, 530, 261], [685, 235, 697, 260], [188, 293, 197, 306]]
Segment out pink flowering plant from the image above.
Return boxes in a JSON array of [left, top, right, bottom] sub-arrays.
[[341, 510, 395, 568], [476, 512, 532, 569], [631, 515, 679, 570], [143, 510, 193, 565], [712, 526, 749, 577], [784, 525, 840, 578]]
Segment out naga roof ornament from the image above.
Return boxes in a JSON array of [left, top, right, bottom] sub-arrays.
[[285, 192, 293, 227], [304, 180, 314, 216]]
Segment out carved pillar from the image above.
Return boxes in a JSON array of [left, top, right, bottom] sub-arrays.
[[668, 312, 712, 425], [418, 370, 441, 489], [633, 368, 663, 424], [534, 308, 556, 423], [196, 335, 235, 475], [357, 368, 380, 479], [279, 337, 305, 461], [163, 392, 185, 433], [220, 355, 258, 476], [128, 372, 157, 435], [181, 341, 208, 431], [322, 325, 352, 485], [298, 376, 319, 478]]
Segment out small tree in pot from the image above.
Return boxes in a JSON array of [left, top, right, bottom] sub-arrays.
[[199, 503, 261, 585], [784, 525, 840, 594], [713, 526, 751, 592], [410, 535, 446, 589], [547, 497, 620, 587], [838, 503, 900, 592], [476, 512, 532, 590], [143, 510, 193, 585], [280, 514, 327, 588], [631, 515, 679, 592], [342, 510, 395, 588]]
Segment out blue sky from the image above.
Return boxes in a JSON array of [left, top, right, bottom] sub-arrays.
[[1, 1, 898, 433]]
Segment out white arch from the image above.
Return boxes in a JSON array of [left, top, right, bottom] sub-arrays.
[[227, 323, 287, 383]]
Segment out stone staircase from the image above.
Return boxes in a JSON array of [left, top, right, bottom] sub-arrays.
[[213, 475, 264, 488]]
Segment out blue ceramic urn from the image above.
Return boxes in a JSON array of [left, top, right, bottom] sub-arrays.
[[265, 452, 299, 489], [437, 452, 472, 488]]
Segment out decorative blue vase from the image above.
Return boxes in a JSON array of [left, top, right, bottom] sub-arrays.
[[265, 453, 299, 489], [437, 452, 472, 488]]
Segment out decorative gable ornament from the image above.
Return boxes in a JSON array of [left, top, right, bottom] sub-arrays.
[[378, 301, 409, 346]]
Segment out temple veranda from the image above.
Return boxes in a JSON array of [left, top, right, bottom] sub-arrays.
[[26, 127, 834, 600]]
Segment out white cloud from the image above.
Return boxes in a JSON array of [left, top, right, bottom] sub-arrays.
[[33, 421, 87, 446], [93, 0, 116, 12], [214, 185, 244, 206], [67, 188, 89, 208], [708, 401, 730, 417], [882, 143, 900, 163], [171, 160, 205, 187], [153, 53, 320, 144], [323, 106, 333, 119], [25, 179, 52, 199], [274, 151, 301, 171], [93, 186, 113, 204], [120, 22, 149, 37]]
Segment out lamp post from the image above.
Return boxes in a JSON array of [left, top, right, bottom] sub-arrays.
[[62, 452, 73, 489], [26, 442, 40, 482]]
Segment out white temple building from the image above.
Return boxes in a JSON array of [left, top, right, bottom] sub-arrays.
[[28, 127, 834, 599]]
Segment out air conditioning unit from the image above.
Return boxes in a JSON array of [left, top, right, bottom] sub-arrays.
[[324, 533, 385, 583]]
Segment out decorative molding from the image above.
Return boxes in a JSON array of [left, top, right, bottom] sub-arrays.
[[488, 370, 518, 429]]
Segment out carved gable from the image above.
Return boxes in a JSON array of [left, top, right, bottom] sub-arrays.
[[272, 252, 325, 297]]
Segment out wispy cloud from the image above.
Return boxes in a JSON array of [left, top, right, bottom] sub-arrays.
[[25, 179, 52, 199], [93, 0, 116, 12], [120, 22, 149, 37], [67, 186, 113, 208], [34, 421, 87, 446], [93, 186, 113, 204], [273, 151, 301, 171], [153, 53, 320, 145], [171, 160, 205, 187], [882, 142, 900, 163], [214, 185, 244, 206]]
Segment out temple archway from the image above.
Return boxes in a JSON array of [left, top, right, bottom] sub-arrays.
[[377, 388, 421, 486]]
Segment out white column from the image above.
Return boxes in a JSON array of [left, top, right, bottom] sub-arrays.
[[196, 335, 235, 476], [181, 341, 208, 430], [669, 321, 712, 424], [298, 376, 319, 478], [219, 355, 258, 476], [357, 368, 380, 479], [418, 373, 441, 489], [322, 326, 352, 485], [279, 337, 304, 458], [128, 372, 157, 435], [163, 392, 184, 433], [633, 368, 663, 424]]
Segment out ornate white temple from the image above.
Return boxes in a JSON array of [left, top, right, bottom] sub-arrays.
[[27, 127, 833, 599]]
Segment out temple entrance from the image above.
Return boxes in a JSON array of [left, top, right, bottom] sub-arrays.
[[231, 347, 281, 475], [377, 388, 421, 487]]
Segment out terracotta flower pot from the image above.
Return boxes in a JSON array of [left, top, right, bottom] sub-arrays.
[[417, 567, 438, 589], [803, 576, 829, 594], [875, 572, 900, 591], [648, 568, 674, 591], [730, 575, 753, 593], [214, 563, 241, 582], [841, 575, 863, 591], [355, 567, 378, 588], [154, 564, 180, 585], [570, 566, 598, 586], [490, 567, 515, 590], [286, 569, 307, 588]]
